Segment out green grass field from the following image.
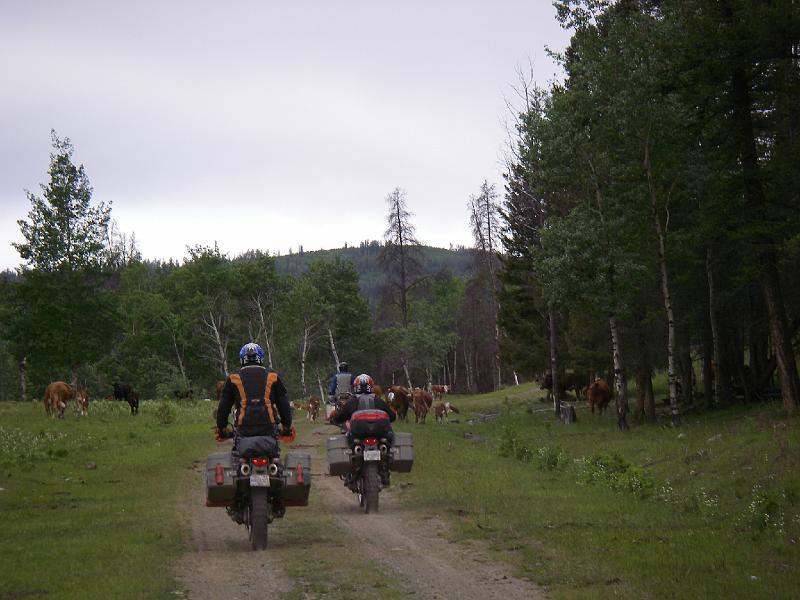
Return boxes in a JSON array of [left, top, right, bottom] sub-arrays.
[[2, 387, 799, 599], [393, 384, 800, 599], [0, 400, 213, 599]]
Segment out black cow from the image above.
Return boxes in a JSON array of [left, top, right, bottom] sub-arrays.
[[113, 382, 139, 416]]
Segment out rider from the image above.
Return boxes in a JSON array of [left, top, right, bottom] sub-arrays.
[[327, 361, 355, 417], [330, 373, 396, 485], [215, 342, 293, 447]]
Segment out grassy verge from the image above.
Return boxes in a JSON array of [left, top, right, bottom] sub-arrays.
[[0, 399, 213, 600], [394, 384, 800, 599]]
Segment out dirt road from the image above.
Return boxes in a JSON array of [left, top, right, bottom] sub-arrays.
[[175, 426, 546, 599]]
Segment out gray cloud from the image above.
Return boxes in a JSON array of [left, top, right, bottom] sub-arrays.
[[1, 0, 570, 270]]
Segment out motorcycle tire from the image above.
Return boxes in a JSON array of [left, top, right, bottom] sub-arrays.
[[363, 462, 380, 514], [249, 488, 270, 550]]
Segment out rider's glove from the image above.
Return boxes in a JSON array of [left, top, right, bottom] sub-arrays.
[[214, 426, 232, 441], [213, 426, 223, 442], [279, 425, 296, 442]]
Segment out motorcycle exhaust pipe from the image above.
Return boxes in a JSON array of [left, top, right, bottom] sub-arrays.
[[379, 444, 388, 455], [240, 463, 251, 476], [268, 463, 279, 476], [353, 445, 363, 456]]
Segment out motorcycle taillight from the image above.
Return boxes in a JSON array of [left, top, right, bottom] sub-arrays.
[[365, 437, 378, 445], [252, 457, 269, 466]]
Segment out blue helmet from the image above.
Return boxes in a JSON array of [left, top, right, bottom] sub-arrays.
[[239, 342, 265, 366]]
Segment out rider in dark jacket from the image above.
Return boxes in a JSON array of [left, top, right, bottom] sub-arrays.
[[331, 374, 395, 485], [216, 342, 293, 441]]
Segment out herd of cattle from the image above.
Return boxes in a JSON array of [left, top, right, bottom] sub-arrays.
[[289, 384, 459, 425], [40, 373, 614, 422]]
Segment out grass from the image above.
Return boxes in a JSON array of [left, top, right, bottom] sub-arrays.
[[2, 387, 799, 599], [0, 399, 213, 600], [393, 383, 800, 599]]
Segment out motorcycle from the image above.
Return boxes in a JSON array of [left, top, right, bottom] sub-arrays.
[[327, 410, 413, 514], [206, 427, 310, 550]]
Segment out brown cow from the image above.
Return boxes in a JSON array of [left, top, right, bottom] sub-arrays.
[[586, 378, 613, 415], [434, 401, 459, 423], [43, 381, 76, 419], [431, 384, 449, 401], [75, 389, 89, 416], [388, 386, 411, 422], [307, 395, 321, 422], [411, 388, 432, 424]]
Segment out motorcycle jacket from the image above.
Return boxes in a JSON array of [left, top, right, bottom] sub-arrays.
[[328, 371, 355, 403], [217, 364, 292, 437], [331, 393, 396, 426]]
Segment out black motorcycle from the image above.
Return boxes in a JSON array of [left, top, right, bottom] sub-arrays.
[[206, 428, 310, 550]]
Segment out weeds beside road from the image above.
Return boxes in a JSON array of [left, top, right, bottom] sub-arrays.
[[396, 384, 800, 599]]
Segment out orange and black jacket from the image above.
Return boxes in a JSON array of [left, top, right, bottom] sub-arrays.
[[216, 365, 292, 437]]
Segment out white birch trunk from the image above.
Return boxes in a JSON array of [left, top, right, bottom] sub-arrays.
[[328, 328, 340, 369], [646, 142, 680, 425], [300, 326, 309, 397], [402, 358, 412, 389], [549, 308, 560, 418], [609, 313, 630, 430], [171, 330, 187, 382]]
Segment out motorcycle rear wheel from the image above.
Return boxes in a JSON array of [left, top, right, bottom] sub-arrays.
[[249, 488, 270, 550], [363, 462, 380, 513]]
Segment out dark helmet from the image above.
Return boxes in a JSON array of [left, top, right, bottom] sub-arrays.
[[338, 361, 349, 373], [355, 373, 374, 394], [239, 342, 265, 366]]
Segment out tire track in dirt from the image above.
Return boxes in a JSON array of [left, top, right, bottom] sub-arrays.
[[173, 440, 293, 600], [175, 426, 546, 599], [311, 426, 547, 600]]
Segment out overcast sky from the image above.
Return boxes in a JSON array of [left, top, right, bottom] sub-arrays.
[[1, 1, 571, 271]]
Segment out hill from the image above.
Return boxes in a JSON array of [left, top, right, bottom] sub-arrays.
[[273, 241, 476, 301]]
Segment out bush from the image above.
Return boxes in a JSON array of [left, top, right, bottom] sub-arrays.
[[536, 445, 567, 471], [155, 401, 177, 425], [578, 452, 654, 499], [498, 427, 519, 458]]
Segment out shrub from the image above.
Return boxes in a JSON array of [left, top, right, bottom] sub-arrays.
[[536, 445, 567, 471], [155, 401, 177, 425], [498, 427, 519, 458]]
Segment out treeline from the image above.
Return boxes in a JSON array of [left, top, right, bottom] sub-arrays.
[[0, 138, 504, 402], [499, 0, 800, 424]]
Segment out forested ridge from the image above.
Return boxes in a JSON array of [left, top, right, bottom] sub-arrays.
[[1, 0, 798, 423]]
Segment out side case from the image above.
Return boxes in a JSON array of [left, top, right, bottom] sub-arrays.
[[326, 434, 352, 476], [206, 452, 236, 507], [390, 432, 413, 472], [282, 451, 311, 507]]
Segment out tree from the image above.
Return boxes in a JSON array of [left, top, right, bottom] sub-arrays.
[[11, 131, 116, 389], [469, 181, 503, 390], [378, 187, 425, 386]]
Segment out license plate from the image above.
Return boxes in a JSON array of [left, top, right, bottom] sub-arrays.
[[250, 474, 270, 487], [364, 449, 381, 461]]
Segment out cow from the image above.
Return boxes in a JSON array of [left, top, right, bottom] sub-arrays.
[[43, 381, 75, 419], [307, 395, 321, 422], [586, 378, 613, 415], [411, 388, 432, 424], [413, 387, 433, 408], [372, 384, 383, 399], [75, 388, 89, 416], [540, 371, 586, 399], [113, 382, 140, 416], [434, 401, 459, 423], [388, 386, 411, 422], [431, 384, 449, 401]]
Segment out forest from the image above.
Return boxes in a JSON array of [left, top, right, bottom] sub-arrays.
[[1, 0, 798, 425]]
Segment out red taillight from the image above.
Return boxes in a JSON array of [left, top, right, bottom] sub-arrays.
[[365, 437, 378, 445], [296, 463, 304, 485], [214, 463, 224, 486], [252, 457, 269, 466]]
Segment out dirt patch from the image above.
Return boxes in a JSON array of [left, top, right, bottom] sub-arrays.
[[309, 428, 546, 600], [173, 450, 293, 600], [175, 427, 547, 599]]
